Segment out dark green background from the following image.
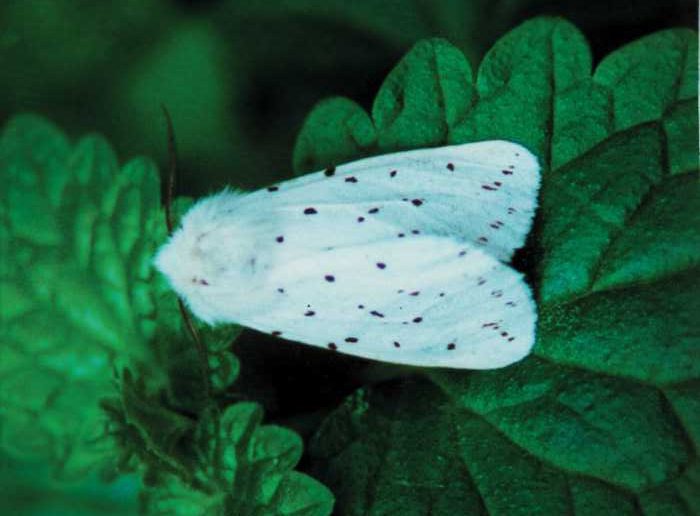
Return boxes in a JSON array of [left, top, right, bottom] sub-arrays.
[[0, 1, 696, 514]]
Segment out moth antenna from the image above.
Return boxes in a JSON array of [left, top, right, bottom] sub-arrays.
[[161, 105, 213, 401], [161, 104, 177, 235]]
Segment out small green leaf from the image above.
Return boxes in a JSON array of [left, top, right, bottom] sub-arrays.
[[372, 38, 474, 150], [293, 97, 376, 174], [134, 399, 334, 516]]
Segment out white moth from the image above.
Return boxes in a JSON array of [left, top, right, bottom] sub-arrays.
[[155, 141, 540, 369]]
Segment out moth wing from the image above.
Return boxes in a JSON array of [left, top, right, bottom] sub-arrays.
[[236, 236, 536, 369], [240, 140, 540, 262]]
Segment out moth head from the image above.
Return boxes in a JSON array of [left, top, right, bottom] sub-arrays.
[[153, 190, 253, 324]]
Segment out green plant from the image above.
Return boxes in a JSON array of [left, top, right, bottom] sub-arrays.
[[1, 15, 697, 516]]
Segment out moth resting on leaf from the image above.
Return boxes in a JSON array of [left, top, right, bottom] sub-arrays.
[[155, 141, 540, 369]]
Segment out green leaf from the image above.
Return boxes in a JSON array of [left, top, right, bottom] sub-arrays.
[[311, 379, 643, 515], [294, 18, 699, 515], [128, 397, 334, 516], [372, 38, 474, 150], [293, 97, 376, 174], [0, 114, 165, 479]]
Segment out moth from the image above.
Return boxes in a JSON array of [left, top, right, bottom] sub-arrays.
[[155, 141, 540, 369]]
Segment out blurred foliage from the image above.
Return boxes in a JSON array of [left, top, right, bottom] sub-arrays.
[[0, 0, 694, 195], [0, 1, 697, 514], [0, 452, 140, 515], [0, 115, 165, 480]]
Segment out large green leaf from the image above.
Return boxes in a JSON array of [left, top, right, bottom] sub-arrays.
[[0, 114, 165, 479], [295, 18, 699, 515]]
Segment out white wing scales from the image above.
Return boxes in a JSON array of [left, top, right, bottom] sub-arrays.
[[240, 237, 536, 369], [155, 141, 541, 369], [238, 140, 539, 262]]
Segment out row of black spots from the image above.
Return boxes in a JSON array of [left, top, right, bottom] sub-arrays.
[[481, 181, 502, 191], [495, 326, 516, 342], [507, 207, 517, 215], [482, 321, 515, 341], [489, 220, 505, 230], [327, 338, 361, 350]]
